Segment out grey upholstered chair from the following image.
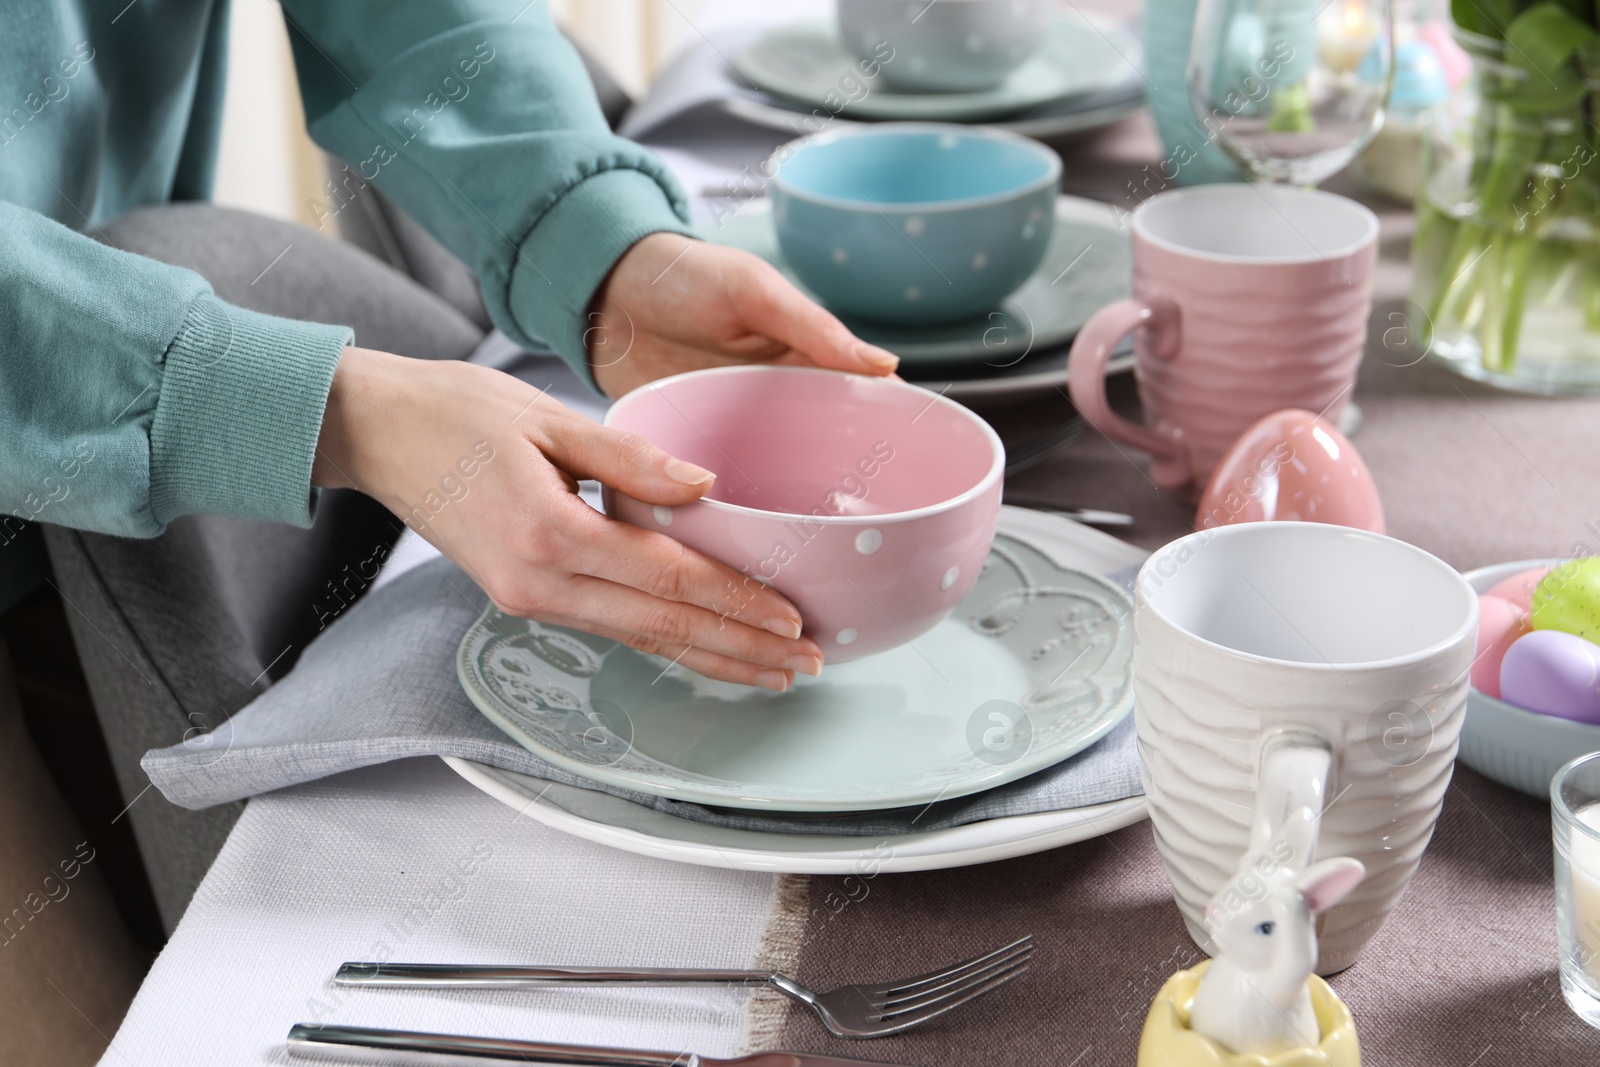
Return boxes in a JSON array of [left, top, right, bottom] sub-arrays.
[[43, 37, 634, 934]]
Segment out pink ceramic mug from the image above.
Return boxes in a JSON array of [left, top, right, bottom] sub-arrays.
[[1067, 185, 1379, 495]]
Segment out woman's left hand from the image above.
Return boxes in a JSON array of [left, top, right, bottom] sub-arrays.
[[587, 233, 900, 397]]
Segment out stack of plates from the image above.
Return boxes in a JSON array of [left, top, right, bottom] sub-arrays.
[[448, 507, 1149, 873], [726, 12, 1145, 140], [698, 194, 1136, 403]]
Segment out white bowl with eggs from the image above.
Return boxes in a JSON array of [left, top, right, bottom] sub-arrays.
[[1460, 558, 1600, 797]]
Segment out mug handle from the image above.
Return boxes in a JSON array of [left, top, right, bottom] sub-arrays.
[[1250, 731, 1333, 863], [1065, 297, 1189, 489]]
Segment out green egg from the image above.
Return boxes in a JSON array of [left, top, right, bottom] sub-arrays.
[[1530, 557, 1600, 642]]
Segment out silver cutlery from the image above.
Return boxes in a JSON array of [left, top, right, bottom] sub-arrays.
[[286, 1023, 918, 1067], [334, 933, 1033, 1039], [1037, 506, 1134, 528], [1002, 418, 1087, 475], [1000, 499, 1136, 528]]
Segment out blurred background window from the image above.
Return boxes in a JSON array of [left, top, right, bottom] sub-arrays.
[[213, 0, 826, 225]]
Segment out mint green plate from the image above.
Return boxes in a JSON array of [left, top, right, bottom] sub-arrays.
[[457, 510, 1136, 813], [735, 15, 1135, 122], [701, 196, 1130, 368]]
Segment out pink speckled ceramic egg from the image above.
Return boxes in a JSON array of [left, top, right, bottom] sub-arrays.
[[1473, 594, 1530, 699], [603, 366, 1003, 663], [1486, 566, 1553, 613], [1193, 409, 1384, 532]]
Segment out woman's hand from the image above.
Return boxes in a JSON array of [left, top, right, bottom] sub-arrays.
[[587, 233, 900, 397], [313, 347, 824, 691]]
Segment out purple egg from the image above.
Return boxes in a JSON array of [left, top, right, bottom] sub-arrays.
[[1500, 629, 1600, 724]]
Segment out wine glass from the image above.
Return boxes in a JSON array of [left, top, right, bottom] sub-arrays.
[[1187, 0, 1394, 185]]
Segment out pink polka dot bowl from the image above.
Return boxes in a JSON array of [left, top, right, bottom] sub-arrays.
[[603, 365, 1005, 664]]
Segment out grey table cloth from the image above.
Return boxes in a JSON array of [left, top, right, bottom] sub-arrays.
[[762, 78, 1600, 1065]]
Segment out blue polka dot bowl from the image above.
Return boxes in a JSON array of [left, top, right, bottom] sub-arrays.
[[770, 123, 1061, 326]]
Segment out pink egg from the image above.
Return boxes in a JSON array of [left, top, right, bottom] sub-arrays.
[[1473, 594, 1530, 699], [1499, 629, 1600, 724], [1194, 409, 1384, 533], [1486, 566, 1552, 612]]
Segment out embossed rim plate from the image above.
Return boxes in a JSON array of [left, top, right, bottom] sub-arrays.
[[700, 196, 1131, 368], [456, 507, 1137, 812], [443, 756, 1147, 874], [734, 15, 1137, 122], [721, 84, 1145, 142]]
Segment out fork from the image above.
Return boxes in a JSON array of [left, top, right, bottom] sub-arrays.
[[333, 934, 1033, 1039]]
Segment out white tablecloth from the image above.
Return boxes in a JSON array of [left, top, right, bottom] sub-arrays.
[[100, 758, 783, 1065], [102, 6, 932, 1060]]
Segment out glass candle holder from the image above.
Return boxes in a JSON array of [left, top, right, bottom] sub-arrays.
[[1553, 751, 1600, 1031]]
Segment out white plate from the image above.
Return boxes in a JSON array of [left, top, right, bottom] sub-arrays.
[[457, 508, 1137, 812], [443, 755, 1147, 874]]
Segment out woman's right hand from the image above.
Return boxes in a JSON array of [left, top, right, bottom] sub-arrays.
[[312, 346, 823, 691]]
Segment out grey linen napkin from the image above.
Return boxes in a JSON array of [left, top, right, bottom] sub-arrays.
[[142, 557, 1142, 835]]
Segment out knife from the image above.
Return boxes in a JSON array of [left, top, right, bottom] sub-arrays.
[[286, 1023, 922, 1067]]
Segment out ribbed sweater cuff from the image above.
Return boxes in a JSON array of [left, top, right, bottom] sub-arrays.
[[149, 295, 351, 528], [508, 167, 695, 388]]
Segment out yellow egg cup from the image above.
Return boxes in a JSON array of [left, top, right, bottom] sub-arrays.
[[1137, 961, 1361, 1067]]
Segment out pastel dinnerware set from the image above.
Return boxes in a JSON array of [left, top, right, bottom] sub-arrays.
[[711, 1, 1146, 384], [735, 131, 1389, 539], [578, 362, 1472, 1061], [457, 42, 1487, 1049], [443, 4, 1599, 1053]]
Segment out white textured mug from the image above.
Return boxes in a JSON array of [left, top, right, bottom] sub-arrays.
[[1134, 522, 1479, 973]]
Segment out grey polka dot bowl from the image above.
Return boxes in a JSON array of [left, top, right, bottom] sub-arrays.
[[838, 0, 1054, 92], [602, 365, 1004, 664], [770, 123, 1061, 326]]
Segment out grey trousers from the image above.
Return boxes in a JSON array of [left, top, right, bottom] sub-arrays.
[[45, 204, 487, 932]]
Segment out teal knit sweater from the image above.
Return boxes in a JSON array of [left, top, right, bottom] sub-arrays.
[[0, 0, 691, 606]]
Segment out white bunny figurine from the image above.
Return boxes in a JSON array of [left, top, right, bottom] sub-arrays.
[[1187, 845, 1366, 1057]]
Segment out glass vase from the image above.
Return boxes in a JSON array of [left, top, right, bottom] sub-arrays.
[[1411, 29, 1600, 394]]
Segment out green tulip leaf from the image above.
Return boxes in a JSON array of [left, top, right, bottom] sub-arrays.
[[1472, 3, 1598, 111], [1451, 0, 1517, 39], [1505, 3, 1597, 74], [1476, 115, 1545, 214], [1553, 0, 1590, 23], [1489, 63, 1589, 110]]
